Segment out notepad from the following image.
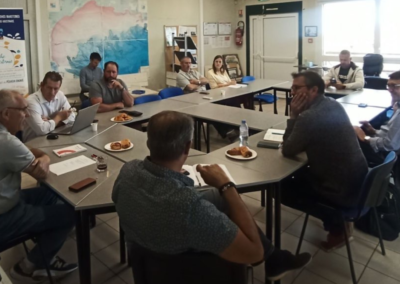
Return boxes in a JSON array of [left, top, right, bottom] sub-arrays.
[[53, 144, 87, 157], [50, 155, 96, 176], [182, 164, 236, 187], [263, 129, 285, 143], [228, 84, 248, 89]]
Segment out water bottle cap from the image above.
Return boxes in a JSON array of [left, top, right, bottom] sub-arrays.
[[241, 120, 246, 123]]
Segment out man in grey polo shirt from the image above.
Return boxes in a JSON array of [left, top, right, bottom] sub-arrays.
[[176, 56, 208, 93], [79, 52, 103, 102], [113, 111, 311, 281], [0, 90, 77, 282], [89, 61, 134, 113]]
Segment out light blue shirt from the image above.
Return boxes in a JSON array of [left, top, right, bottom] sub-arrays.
[[80, 65, 103, 92], [370, 109, 400, 152]]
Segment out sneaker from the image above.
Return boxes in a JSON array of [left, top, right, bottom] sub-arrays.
[[33, 256, 78, 280], [265, 250, 312, 281], [10, 263, 43, 283]]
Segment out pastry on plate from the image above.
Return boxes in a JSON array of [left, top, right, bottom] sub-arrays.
[[227, 147, 241, 156], [227, 146, 252, 158], [114, 113, 132, 122], [121, 139, 131, 149], [110, 142, 122, 150]]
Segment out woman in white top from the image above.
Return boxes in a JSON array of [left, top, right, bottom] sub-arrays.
[[207, 55, 237, 89]]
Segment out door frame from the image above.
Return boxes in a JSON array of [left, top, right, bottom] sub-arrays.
[[245, 1, 303, 76]]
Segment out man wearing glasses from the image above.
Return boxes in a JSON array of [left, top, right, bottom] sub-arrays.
[[0, 90, 77, 282], [354, 70, 400, 164]]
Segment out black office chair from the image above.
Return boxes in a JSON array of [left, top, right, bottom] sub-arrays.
[[0, 234, 54, 284], [128, 241, 250, 284], [364, 76, 388, 90], [363, 54, 384, 76], [296, 151, 397, 284]]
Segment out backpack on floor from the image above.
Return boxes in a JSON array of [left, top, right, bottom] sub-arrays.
[[355, 183, 400, 241]]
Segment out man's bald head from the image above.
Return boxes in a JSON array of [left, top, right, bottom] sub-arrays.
[[147, 111, 194, 161], [0, 89, 22, 112], [180, 57, 192, 72]]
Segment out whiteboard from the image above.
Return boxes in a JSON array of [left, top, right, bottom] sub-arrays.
[[203, 22, 218, 35]]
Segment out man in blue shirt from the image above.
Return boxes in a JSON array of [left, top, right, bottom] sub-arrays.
[[112, 111, 311, 281], [79, 52, 103, 102]]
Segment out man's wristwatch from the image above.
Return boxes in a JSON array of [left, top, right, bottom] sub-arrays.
[[198, 80, 201, 85], [218, 182, 236, 195]]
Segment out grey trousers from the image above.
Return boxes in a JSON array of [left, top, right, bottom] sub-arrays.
[[0, 187, 75, 268], [199, 188, 275, 260]]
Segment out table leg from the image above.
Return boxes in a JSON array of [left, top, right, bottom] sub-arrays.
[[285, 92, 289, 116], [75, 211, 91, 284], [274, 183, 281, 249], [261, 189, 265, 207], [265, 187, 273, 284], [197, 120, 202, 152], [274, 89, 278, 114], [206, 122, 210, 153]]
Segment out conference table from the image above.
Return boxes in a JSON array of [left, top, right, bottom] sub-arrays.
[[337, 88, 391, 109], [26, 79, 392, 284]]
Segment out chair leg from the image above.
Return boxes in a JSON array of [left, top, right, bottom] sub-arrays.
[[373, 208, 386, 255], [120, 226, 127, 264], [22, 242, 29, 255], [261, 190, 266, 207], [36, 241, 54, 284], [296, 213, 309, 255], [259, 100, 263, 112], [342, 220, 357, 284]]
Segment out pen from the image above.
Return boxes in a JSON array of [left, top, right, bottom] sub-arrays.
[[272, 132, 284, 135]]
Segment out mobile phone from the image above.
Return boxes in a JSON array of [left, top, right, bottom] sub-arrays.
[[200, 91, 209, 95], [330, 78, 337, 84], [119, 110, 143, 117], [69, 178, 96, 192], [358, 103, 368, 108], [257, 140, 281, 149]]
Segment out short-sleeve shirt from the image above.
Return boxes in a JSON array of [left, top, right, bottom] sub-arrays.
[[176, 69, 206, 93], [112, 158, 238, 255], [0, 124, 35, 214], [89, 78, 128, 104]]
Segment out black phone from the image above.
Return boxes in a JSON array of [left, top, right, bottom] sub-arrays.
[[119, 110, 143, 117], [257, 140, 281, 149], [47, 134, 59, 140]]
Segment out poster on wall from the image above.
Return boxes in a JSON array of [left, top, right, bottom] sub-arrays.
[[48, 0, 149, 94], [0, 8, 29, 96]]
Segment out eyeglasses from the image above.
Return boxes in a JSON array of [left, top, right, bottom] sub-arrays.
[[386, 84, 400, 90], [8, 106, 29, 113], [291, 85, 307, 91]]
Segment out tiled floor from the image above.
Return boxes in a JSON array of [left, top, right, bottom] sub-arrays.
[[2, 98, 400, 284]]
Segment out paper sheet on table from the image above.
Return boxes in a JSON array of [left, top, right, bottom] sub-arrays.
[[50, 155, 96, 176], [229, 84, 248, 88]]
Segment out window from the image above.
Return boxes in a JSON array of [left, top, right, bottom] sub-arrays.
[[322, 0, 375, 56], [380, 0, 400, 57]]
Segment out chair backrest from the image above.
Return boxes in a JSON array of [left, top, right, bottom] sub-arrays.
[[80, 99, 91, 109], [363, 54, 384, 76], [364, 76, 388, 90], [241, 76, 255, 83], [134, 95, 162, 105], [128, 242, 247, 284], [360, 151, 397, 209], [159, 87, 184, 99]]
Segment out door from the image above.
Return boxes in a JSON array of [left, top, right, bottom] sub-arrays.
[[250, 13, 299, 81]]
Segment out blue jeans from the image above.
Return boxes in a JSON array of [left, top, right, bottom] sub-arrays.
[[0, 187, 75, 269]]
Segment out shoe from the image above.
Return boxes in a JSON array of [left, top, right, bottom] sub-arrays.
[[33, 256, 78, 280], [320, 234, 354, 253], [265, 250, 312, 281], [226, 129, 240, 143], [10, 262, 43, 283]]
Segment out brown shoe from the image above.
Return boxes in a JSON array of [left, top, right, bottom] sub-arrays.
[[320, 233, 354, 253]]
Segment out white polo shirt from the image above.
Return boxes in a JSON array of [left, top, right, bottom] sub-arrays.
[[23, 89, 75, 142]]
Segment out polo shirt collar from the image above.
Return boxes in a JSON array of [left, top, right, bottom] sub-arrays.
[[143, 157, 194, 186], [0, 123, 7, 133], [37, 89, 59, 104]]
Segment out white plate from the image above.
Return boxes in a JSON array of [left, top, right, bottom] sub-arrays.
[[225, 149, 257, 160], [104, 141, 134, 152], [110, 117, 134, 123]]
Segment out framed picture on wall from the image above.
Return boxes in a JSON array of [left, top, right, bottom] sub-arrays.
[[304, 26, 317, 37], [222, 54, 243, 79]]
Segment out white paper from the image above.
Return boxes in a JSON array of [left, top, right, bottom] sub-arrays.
[[263, 129, 285, 143], [218, 22, 232, 35], [204, 22, 218, 35], [165, 26, 177, 46], [50, 155, 96, 176], [183, 164, 236, 187], [53, 144, 87, 157], [229, 84, 248, 88], [217, 36, 231, 48]]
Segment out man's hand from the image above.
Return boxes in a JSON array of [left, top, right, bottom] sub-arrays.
[[230, 80, 237, 85], [115, 102, 124, 109], [334, 83, 346, 90], [196, 164, 231, 189], [359, 121, 376, 136], [290, 93, 308, 119], [55, 110, 72, 121], [353, 126, 367, 142], [41, 115, 49, 121], [111, 80, 124, 90], [189, 79, 200, 85], [31, 155, 50, 180]]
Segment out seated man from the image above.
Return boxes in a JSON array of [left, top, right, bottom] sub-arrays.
[[354, 71, 400, 164], [176, 56, 209, 93], [281, 71, 368, 251], [79, 52, 103, 102], [89, 61, 134, 113], [24, 72, 75, 142], [113, 111, 311, 281], [0, 90, 77, 282], [323, 50, 364, 90]]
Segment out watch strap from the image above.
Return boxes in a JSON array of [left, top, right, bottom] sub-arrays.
[[219, 182, 236, 195]]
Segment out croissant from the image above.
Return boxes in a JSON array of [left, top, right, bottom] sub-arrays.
[[121, 139, 131, 149], [111, 142, 122, 150], [239, 146, 252, 158], [227, 147, 241, 155]]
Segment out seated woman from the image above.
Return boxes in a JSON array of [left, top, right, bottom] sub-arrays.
[[206, 55, 237, 89], [206, 56, 240, 141]]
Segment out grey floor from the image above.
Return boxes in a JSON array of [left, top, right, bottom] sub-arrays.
[[2, 98, 400, 284]]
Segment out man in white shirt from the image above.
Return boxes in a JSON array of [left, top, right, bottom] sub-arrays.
[[176, 57, 209, 93], [323, 50, 364, 90], [23, 72, 75, 142]]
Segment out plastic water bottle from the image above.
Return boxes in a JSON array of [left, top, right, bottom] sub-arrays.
[[239, 120, 249, 147]]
